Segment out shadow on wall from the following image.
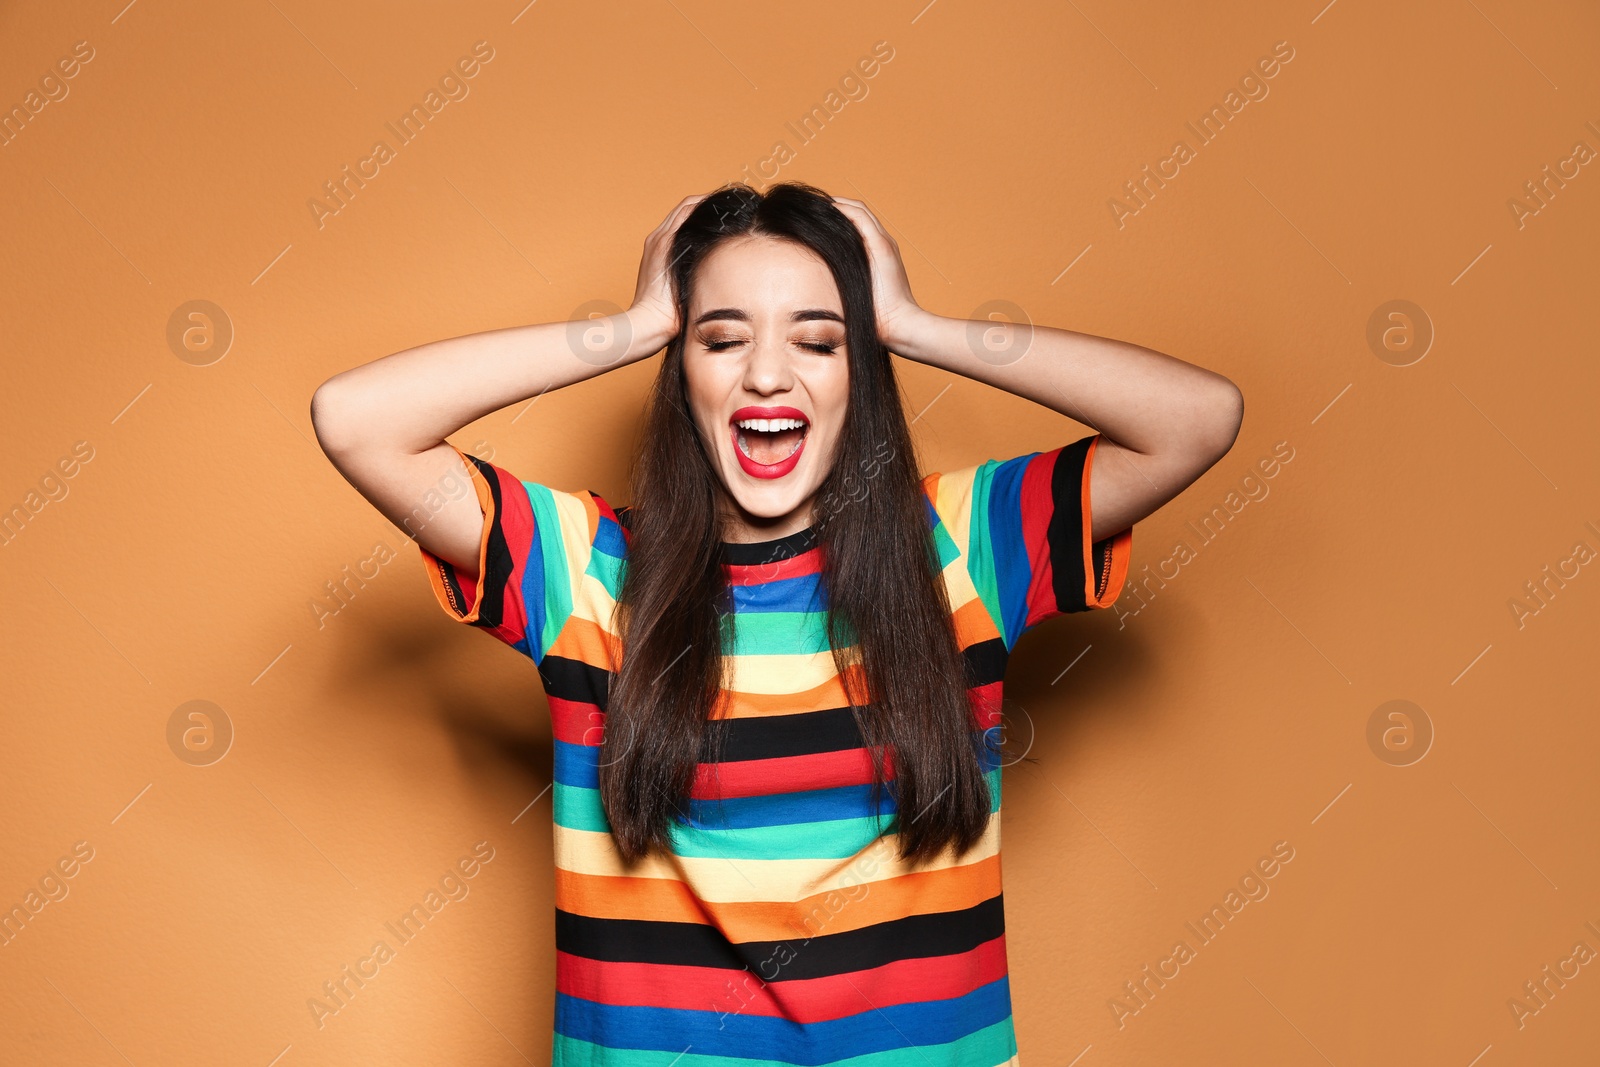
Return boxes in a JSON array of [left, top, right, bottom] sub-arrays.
[[1003, 602, 1159, 734], [329, 602, 558, 819]]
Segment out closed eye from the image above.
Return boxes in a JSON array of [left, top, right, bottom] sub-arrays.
[[702, 339, 841, 354]]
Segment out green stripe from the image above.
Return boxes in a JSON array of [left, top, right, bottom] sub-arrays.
[[525, 482, 577, 654], [668, 813, 894, 860], [931, 515, 961, 571], [553, 783, 611, 833], [723, 610, 833, 656], [555, 771, 1003, 838], [587, 543, 624, 601], [552, 1015, 1017, 1067], [963, 464, 1004, 644], [666, 790, 1001, 860]]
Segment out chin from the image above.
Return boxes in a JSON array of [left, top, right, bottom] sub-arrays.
[[724, 480, 816, 521]]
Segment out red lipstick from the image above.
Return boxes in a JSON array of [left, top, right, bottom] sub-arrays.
[[729, 406, 809, 480]]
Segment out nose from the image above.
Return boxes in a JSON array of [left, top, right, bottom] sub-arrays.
[[741, 333, 795, 396]]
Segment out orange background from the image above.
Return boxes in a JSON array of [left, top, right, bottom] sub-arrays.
[[3, 0, 1598, 1063]]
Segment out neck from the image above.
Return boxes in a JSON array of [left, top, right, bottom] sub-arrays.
[[717, 496, 816, 544]]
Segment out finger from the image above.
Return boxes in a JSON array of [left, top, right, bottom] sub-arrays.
[[654, 194, 706, 235], [667, 194, 708, 230], [833, 198, 885, 232], [833, 201, 890, 243]]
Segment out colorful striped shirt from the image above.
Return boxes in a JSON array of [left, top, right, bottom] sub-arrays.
[[419, 434, 1132, 1066]]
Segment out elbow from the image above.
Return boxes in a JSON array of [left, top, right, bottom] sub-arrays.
[[1199, 377, 1244, 464], [309, 375, 360, 460]]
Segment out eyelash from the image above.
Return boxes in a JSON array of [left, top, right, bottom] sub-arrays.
[[704, 339, 839, 354]]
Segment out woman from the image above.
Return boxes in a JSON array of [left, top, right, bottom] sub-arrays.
[[311, 182, 1241, 1065]]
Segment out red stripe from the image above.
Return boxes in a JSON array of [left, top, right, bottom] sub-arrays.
[[968, 682, 1002, 731], [691, 747, 898, 799], [1019, 449, 1061, 630], [550, 697, 607, 746], [488, 461, 535, 649], [555, 934, 1008, 1021], [724, 547, 824, 586]]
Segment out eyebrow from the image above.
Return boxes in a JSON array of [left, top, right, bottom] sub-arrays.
[[692, 307, 845, 326]]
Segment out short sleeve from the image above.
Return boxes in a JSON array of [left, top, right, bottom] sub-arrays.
[[416, 444, 618, 665], [926, 433, 1132, 653]]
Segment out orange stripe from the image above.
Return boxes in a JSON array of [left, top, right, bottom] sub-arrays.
[[952, 597, 1001, 648], [544, 614, 620, 668], [718, 662, 866, 717], [555, 851, 1003, 939]]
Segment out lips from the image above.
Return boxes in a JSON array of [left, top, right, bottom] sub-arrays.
[[729, 405, 809, 479]]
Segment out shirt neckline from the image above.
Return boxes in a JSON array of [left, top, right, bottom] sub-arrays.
[[720, 524, 819, 566], [613, 505, 821, 566]]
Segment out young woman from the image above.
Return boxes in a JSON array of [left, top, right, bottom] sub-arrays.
[[311, 182, 1241, 1065]]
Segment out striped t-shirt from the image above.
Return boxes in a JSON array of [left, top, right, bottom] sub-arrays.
[[419, 433, 1132, 1066]]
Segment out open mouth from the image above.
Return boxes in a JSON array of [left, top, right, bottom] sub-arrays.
[[729, 406, 809, 479]]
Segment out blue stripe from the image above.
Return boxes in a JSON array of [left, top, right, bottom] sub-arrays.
[[728, 572, 827, 613], [559, 743, 1001, 823], [682, 781, 898, 829], [593, 514, 627, 558], [554, 738, 599, 789], [523, 482, 579, 663], [983, 453, 1039, 651], [555, 975, 1013, 1065]]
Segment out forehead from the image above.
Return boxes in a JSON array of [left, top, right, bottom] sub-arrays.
[[689, 235, 842, 316]]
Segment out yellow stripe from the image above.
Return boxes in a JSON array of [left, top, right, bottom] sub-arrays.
[[548, 486, 600, 598], [931, 466, 987, 615], [723, 650, 843, 695]]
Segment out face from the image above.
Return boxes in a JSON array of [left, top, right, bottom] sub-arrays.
[[682, 235, 850, 542]]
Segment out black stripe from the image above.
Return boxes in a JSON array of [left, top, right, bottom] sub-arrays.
[[722, 525, 820, 565], [1090, 533, 1115, 601], [963, 637, 1008, 688], [460, 453, 514, 632], [555, 892, 1004, 978], [436, 558, 469, 618], [538, 653, 611, 705], [1046, 436, 1094, 614], [713, 706, 865, 763], [611, 505, 819, 567]]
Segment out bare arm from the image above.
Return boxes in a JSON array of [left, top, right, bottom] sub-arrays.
[[309, 195, 704, 579], [832, 198, 1243, 543]]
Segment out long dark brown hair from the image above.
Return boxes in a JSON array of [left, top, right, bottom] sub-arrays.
[[599, 181, 991, 865]]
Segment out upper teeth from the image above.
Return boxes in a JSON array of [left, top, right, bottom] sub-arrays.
[[736, 418, 806, 432]]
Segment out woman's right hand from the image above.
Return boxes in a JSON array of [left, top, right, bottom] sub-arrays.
[[625, 194, 706, 353]]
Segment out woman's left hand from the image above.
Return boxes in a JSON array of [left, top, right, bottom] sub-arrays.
[[832, 197, 935, 354]]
